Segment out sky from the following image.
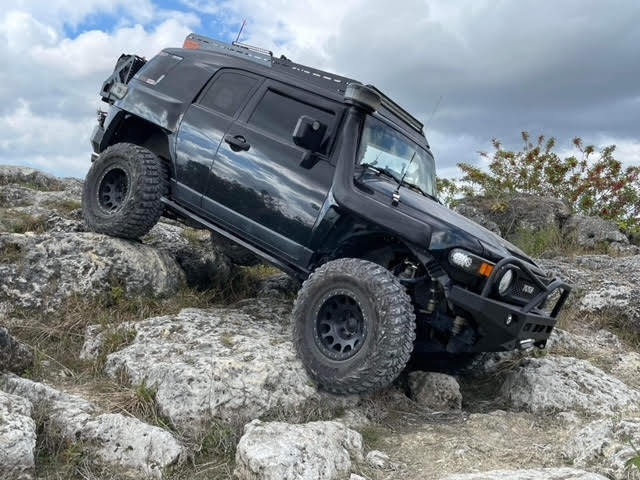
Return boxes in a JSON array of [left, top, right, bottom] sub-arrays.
[[1, 0, 639, 179]]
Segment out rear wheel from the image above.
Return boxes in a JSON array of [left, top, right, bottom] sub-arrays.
[[293, 258, 416, 394], [82, 143, 168, 239]]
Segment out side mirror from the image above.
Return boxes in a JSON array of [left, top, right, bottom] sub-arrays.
[[293, 116, 327, 152]]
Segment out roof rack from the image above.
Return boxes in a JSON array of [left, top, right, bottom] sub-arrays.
[[185, 33, 273, 66], [367, 86, 424, 133], [271, 56, 355, 95], [183, 33, 424, 133]]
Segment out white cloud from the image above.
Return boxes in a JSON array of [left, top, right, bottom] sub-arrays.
[[0, 6, 197, 178], [1, 0, 639, 180]]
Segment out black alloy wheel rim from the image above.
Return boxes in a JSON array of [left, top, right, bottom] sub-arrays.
[[314, 291, 367, 360], [98, 168, 128, 213]]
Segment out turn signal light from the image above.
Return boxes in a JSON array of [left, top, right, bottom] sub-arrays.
[[478, 262, 494, 277]]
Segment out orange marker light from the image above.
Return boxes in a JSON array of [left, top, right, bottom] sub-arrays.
[[478, 263, 494, 277], [183, 39, 200, 49]]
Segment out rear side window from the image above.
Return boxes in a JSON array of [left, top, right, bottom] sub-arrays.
[[248, 90, 335, 152], [199, 72, 258, 117]]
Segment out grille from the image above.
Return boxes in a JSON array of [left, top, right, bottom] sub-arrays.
[[512, 277, 542, 300]]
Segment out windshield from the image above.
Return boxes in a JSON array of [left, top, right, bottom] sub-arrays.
[[357, 116, 437, 198]]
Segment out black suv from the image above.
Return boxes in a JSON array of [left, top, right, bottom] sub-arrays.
[[83, 34, 570, 394]]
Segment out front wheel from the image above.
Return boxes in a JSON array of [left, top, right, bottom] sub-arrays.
[[292, 258, 416, 394], [82, 143, 168, 239]]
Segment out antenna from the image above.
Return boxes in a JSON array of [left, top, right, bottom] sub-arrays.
[[235, 19, 246, 43], [392, 151, 417, 205], [426, 95, 443, 129]]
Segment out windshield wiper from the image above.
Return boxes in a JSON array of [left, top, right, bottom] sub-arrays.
[[361, 163, 440, 203], [401, 182, 440, 202], [361, 163, 400, 183]]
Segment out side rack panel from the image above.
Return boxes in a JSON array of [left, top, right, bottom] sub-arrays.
[[185, 33, 273, 66], [271, 57, 355, 95]]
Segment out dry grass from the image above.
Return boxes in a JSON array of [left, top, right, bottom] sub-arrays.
[[11, 285, 221, 384], [0, 210, 48, 234], [42, 198, 82, 215], [510, 226, 611, 258], [0, 242, 25, 264], [558, 302, 640, 350]]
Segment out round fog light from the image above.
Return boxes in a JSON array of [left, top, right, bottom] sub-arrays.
[[498, 269, 515, 295], [505, 314, 514, 325]]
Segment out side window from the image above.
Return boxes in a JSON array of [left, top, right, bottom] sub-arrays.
[[248, 89, 335, 152], [199, 72, 258, 117]]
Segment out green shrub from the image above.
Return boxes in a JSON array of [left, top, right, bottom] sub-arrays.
[[439, 132, 640, 229]]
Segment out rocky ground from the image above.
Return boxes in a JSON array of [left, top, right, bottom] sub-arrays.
[[1, 165, 640, 480]]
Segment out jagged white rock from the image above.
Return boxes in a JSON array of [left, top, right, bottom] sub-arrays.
[[102, 305, 316, 434], [234, 419, 364, 480], [539, 255, 640, 332], [440, 467, 609, 480], [565, 418, 640, 479], [0, 232, 184, 312], [408, 371, 462, 411], [366, 450, 390, 469], [0, 390, 36, 480], [144, 222, 232, 290], [499, 356, 640, 415], [1, 375, 184, 478]]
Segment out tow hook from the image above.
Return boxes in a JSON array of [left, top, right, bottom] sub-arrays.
[[518, 338, 535, 350]]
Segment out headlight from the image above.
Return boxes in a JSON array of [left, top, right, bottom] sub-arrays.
[[448, 249, 495, 277], [498, 269, 515, 295]]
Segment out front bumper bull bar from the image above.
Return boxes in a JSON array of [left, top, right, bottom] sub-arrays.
[[448, 256, 571, 352]]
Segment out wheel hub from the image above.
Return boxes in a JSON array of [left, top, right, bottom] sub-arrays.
[[314, 292, 367, 360], [98, 168, 128, 213]]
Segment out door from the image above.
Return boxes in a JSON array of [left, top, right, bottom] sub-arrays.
[[174, 69, 261, 207], [202, 81, 340, 261]]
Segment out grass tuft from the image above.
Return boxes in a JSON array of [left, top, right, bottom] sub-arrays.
[[0, 242, 25, 264], [42, 198, 82, 215], [510, 225, 611, 258], [0, 210, 48, 234]]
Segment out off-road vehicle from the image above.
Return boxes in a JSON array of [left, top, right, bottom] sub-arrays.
[[83, 34, 571, 394]]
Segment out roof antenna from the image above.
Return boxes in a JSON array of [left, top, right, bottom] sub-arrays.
[[426, 95, 443, 129], [235, 19, 247, 43]]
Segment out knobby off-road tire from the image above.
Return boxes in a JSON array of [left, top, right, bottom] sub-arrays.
[[293, 258, 416, 394], [82, 143, 168, 240]]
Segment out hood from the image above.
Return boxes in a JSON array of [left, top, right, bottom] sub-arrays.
[[362, 177, 534, 264]]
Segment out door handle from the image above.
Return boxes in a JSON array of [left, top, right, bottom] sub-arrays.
[[224, 135, 250, 152]]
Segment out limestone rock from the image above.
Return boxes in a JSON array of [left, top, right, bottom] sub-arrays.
[[0, 232, 183, 313], [1, 375, 184, 477], [563, 214, 629, 248], [0, 165, 67, 191], [0, 327, 33, 374], [234, 419, 363, 480], [499, 356, 640, 415], [539, 255, 640, 332], [0, 390, 36, 480], [408, 371, 462, 411], [210, 230, 261, 266], [102, 305, 316, 434], [454, 203, 501, 234], [565, 418, 640, 479], [440, 468, 609, 480], [455, 194, 571, 237], [366, 450, 390, 469], [144, 222, 232, 289]]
